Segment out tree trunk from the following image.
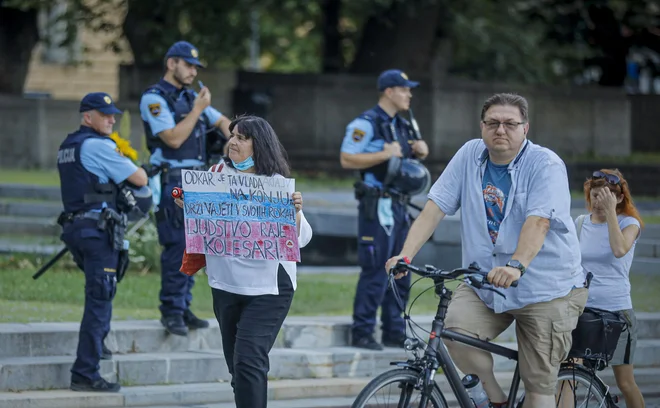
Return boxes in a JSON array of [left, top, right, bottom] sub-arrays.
[[0, 6, 39, 95], [349, 0, 447, 76], [321, 0, 343, 72], [586, 4, 629, 87], [122, 0, 176, 69]]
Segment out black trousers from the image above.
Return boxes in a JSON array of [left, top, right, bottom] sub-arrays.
[[211, 265, 294, 408]]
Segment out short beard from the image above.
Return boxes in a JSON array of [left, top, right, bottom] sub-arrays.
[[173, 71, 191, 88]]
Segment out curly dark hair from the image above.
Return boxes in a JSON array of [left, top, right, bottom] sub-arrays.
[[223, 115, 291, 177]]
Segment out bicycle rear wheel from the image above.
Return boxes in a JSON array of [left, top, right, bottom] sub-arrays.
[[351, 368, 448, 408], [555, 364, 612, 407], [516, 364, 613, 407]]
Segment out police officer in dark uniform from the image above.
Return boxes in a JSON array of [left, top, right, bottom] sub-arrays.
[[58, 92, 148, 392], [340, 69, 430, 350], [139, 41, 231, 336]]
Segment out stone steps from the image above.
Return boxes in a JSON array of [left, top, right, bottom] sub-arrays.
[[637, 239, 660, 258], [0, 200, 62, 218], [0, 240, 62, 255], [0, 317, 484, 359], [0, 184, 61, 202], [1, 368, 659, 408], [0, 347, 401, 391], [5, 340, 660, 392], [0, 215, 60, 237], [5, 313, 660, 360], [631, 256, 660, 275]]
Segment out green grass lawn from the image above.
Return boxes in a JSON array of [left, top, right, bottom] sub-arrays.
[[0, 254, 447, 323], [1, 254, 658, 323], [0, 169, 60, 186]]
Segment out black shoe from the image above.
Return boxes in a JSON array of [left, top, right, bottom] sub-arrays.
[[101, 343, 112, 360], [382, 333, 408, 348], [70, 377, 121, 393], [352, 335, 384, 351], [183, 309, 210, 330], [161, 314, 189, 336]]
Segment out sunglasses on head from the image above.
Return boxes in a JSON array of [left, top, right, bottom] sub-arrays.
[[591, 171, 620, 185]]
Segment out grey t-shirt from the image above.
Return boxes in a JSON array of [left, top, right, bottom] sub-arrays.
[[576, 214, 641, 311]]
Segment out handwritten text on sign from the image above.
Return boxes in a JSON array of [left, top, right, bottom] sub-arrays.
[[181, 170, 299, 261]]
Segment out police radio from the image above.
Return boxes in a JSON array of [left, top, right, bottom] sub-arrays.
[[408, 108, 422, 141]]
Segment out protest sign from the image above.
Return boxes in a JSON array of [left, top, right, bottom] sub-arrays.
[[181, 169, 299, 262]]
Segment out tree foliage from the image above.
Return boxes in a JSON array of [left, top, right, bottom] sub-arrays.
[[2, 0, 660, 95]]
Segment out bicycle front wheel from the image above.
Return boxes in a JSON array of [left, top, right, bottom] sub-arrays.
[[351, 368, 448, 408]]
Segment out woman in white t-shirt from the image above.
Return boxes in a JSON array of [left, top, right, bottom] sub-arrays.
[[175, 115, 312, 408], [575, 169, 645, 408]]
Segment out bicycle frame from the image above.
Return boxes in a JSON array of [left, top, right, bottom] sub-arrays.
[[437, 328, 521, 408], [415, 283, 522, 408], [383, 263, 605, 408]]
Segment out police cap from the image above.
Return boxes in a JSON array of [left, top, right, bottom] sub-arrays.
[[165, 41, 205, 67], [377, 69, 420, 91], [79, 92, 122, 115]]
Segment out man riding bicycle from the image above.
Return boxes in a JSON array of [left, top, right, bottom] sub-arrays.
[[386, 93, 587, 408]]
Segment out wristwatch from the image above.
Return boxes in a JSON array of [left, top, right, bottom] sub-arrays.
[[506, 260, 526, 277]]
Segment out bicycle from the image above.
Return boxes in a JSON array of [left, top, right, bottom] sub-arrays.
[[351, 260, 620, 408]]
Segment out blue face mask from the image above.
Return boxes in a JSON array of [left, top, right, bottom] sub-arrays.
[[232, 156, 254, 171]]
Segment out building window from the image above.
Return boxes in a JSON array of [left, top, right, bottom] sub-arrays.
[[37, 1, 82, 65]]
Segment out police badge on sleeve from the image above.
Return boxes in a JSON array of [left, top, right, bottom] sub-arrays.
[[352, 129, 366, 142], [148, 103, 161, 117]]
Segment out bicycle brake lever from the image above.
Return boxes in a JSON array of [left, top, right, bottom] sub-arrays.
[[387, 273, 396, 290], [465, 274, 485, 289]]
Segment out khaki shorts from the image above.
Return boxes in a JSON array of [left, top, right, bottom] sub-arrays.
[[444, 283, 588, 395]]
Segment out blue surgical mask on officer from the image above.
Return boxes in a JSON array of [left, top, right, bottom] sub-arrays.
[[232, 156, 255, 171]]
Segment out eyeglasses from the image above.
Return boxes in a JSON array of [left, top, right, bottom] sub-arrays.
[[591, 171, 620, 185], [482, 120, 526, 131]]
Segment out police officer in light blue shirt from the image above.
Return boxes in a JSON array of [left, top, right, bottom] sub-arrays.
[[340, 69, 429, 351], [139, 41, 231, 336], [58, 92, 148, 392]]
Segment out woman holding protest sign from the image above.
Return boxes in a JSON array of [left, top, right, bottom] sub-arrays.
[[174, 115, 312, 408]]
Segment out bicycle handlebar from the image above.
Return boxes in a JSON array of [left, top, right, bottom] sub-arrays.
[[390, 259, 518, 298]]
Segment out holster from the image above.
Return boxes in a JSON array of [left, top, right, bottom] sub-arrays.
[[354, 181, 380, 221], [97, 208, 128, 251], [117, 248, 129, 283], [159, 162, 173, 185], [56, 212, 70, 227]]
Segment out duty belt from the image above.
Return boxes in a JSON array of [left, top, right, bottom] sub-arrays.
[[354, 180, 410, 204], [57, 210, 102, 225], [382, 190, 410, 204]]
